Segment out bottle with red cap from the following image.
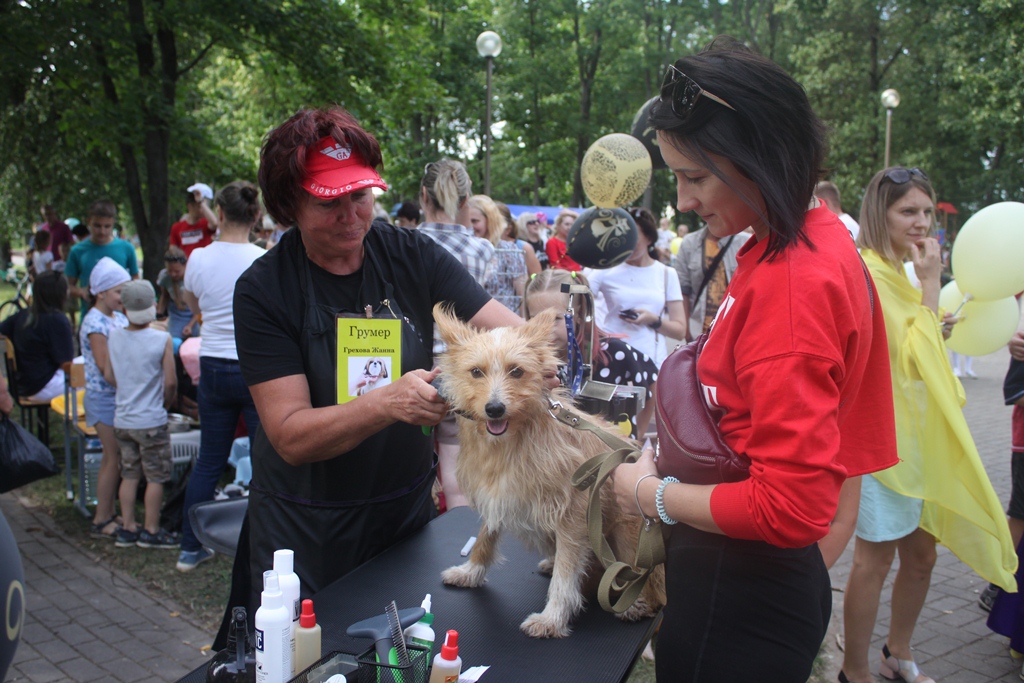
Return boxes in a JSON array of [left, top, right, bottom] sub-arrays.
[[427, 630, 462, 683], [293, 599, 321, 674]]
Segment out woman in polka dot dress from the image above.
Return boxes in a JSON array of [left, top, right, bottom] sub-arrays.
[[524, 269, 658, 438]]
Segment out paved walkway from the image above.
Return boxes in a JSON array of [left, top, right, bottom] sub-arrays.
[[821, 346, 1020, 682], [2, 493, 211, 682], [2, 347, 1021, 682]]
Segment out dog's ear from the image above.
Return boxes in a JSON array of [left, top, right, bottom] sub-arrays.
[[522, 307, 559, 347], [379, 360, 388, 378], [433, 303, 476, 349]]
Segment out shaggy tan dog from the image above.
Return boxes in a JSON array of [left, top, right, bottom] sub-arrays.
[[433, 304, 665, 638]]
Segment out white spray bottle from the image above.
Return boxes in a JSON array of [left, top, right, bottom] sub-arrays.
[[272, 549, 301, 673], [254, 570, 291, 683]]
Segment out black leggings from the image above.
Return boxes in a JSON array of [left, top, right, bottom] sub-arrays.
[[656, 524, 831, 683]]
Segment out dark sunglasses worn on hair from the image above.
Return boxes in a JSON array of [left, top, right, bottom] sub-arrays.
[[883, 167, 929, 184], [660, 64, 736, 121], [164, 255, 188, 264]]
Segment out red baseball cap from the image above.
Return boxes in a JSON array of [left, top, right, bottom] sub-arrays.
[[301, 136, 388, 198]]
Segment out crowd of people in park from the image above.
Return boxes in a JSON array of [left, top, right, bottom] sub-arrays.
[[4, 35, 1024, 683]]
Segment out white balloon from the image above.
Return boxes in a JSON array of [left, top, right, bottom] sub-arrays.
[[939, 280, 1020, 356], [950, 201, 1024, 301]]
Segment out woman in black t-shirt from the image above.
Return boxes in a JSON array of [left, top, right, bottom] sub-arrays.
[[230, 106, 524, 631], [0, 270, 74, 402]]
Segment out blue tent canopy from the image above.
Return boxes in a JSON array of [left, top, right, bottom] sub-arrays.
[[505, 204, 587, 225]]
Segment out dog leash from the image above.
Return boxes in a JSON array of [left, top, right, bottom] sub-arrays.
[[563, 313, 584, 396], [549, 398, 666, 614]]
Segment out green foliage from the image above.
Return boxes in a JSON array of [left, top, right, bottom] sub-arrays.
[[1, 0, 1020, 251]]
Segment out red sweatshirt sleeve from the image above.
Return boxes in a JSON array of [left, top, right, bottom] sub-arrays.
[[709, 353, 846, 547]]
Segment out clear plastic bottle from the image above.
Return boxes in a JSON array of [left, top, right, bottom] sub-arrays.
[[427, 630, 461, 683], [255, 571, 291, 683], [207, 607, 255, 682]]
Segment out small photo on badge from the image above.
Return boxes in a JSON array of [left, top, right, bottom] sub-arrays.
[[349, 356, 392, 397]]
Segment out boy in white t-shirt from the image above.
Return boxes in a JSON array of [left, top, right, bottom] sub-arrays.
[[103, 279, 179, 549]]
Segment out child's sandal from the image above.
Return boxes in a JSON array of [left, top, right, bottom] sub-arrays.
[[89, 516, 120, 540]]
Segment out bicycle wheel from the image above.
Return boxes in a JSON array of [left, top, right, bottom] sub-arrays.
[[0, 298, 23, 323]]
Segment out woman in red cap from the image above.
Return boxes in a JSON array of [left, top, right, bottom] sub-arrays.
[[231, 106, 521, 621]]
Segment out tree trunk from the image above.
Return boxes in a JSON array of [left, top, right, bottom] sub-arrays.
[[572, 12, 601, 208]]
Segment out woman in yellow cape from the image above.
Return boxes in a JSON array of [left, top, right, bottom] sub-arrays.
[[840, 167, 1017, 683]]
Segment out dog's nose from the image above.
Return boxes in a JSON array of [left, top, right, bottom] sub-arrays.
[[485, 401, 505, 419]]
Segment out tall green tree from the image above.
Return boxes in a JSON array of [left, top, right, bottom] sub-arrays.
[[0, 0, 390, 279]]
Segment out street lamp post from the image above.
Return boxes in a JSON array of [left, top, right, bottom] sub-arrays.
[[881, 88, 901, 168], [476, 30, 502, 196]]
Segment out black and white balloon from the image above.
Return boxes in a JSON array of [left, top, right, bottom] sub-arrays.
[[566, 207, 638, 269]]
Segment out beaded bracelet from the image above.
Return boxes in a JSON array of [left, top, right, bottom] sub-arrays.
[[656, 476, 680, 525]]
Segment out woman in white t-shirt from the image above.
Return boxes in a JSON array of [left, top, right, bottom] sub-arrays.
[[178, 181, 266, 571], [586, 207, 686, 367]]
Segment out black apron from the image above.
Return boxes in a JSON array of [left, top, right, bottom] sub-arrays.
[[245, 237, 436, 613]]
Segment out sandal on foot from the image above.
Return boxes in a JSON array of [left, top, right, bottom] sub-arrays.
[[89, 517, 120, 540], [880, 644, 935, 683]]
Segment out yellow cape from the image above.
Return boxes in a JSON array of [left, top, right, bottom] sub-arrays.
[[863, 249, 1017, 591]]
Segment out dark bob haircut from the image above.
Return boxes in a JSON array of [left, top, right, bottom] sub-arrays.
[[258, 106, 384, 227], [650, 36, 828, 261], [26, 270, 68, 329]]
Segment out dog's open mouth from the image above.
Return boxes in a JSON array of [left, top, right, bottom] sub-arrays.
[[486, 419, 509, 436]]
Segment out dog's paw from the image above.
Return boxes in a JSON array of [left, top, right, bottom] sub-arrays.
[[536, 558, 554, 576], [441, 562, 486, 588], [520, 612, 571, 639], [616, 594, 658, 622]]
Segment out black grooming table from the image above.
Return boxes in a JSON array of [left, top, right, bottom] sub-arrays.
[[178, 506, 659, 682]]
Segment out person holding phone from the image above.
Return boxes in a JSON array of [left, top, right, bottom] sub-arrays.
[[586, 207, 686, 368]]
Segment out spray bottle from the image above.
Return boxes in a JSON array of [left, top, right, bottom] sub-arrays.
[[403, 594, 435, 657], [254, 570, 291, 683], [272, 549, 301, 674], [206, 607, 255, 682], [427, 630, 461, 683]]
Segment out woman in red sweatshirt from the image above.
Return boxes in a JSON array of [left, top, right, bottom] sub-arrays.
[[612, 37, 899, 682]]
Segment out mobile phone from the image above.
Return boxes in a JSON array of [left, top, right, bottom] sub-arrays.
[[619, 309, 639, 320]]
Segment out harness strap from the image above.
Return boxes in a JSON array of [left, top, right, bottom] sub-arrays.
[[555, 401, 666, 614]]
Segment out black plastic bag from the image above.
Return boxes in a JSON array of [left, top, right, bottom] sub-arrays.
[[0, 414, 58, 493]]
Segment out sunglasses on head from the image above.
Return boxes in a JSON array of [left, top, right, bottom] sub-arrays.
[[164, 255, 187, 264], [883, 167, 929, 184], [660, 64, 736, 121]]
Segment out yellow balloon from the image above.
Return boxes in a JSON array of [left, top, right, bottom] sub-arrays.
[[580, 133, 652, 209], [950, 201, 1024, 301], [938, 280, 1020, 356], [670, 236, 683, 255]]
